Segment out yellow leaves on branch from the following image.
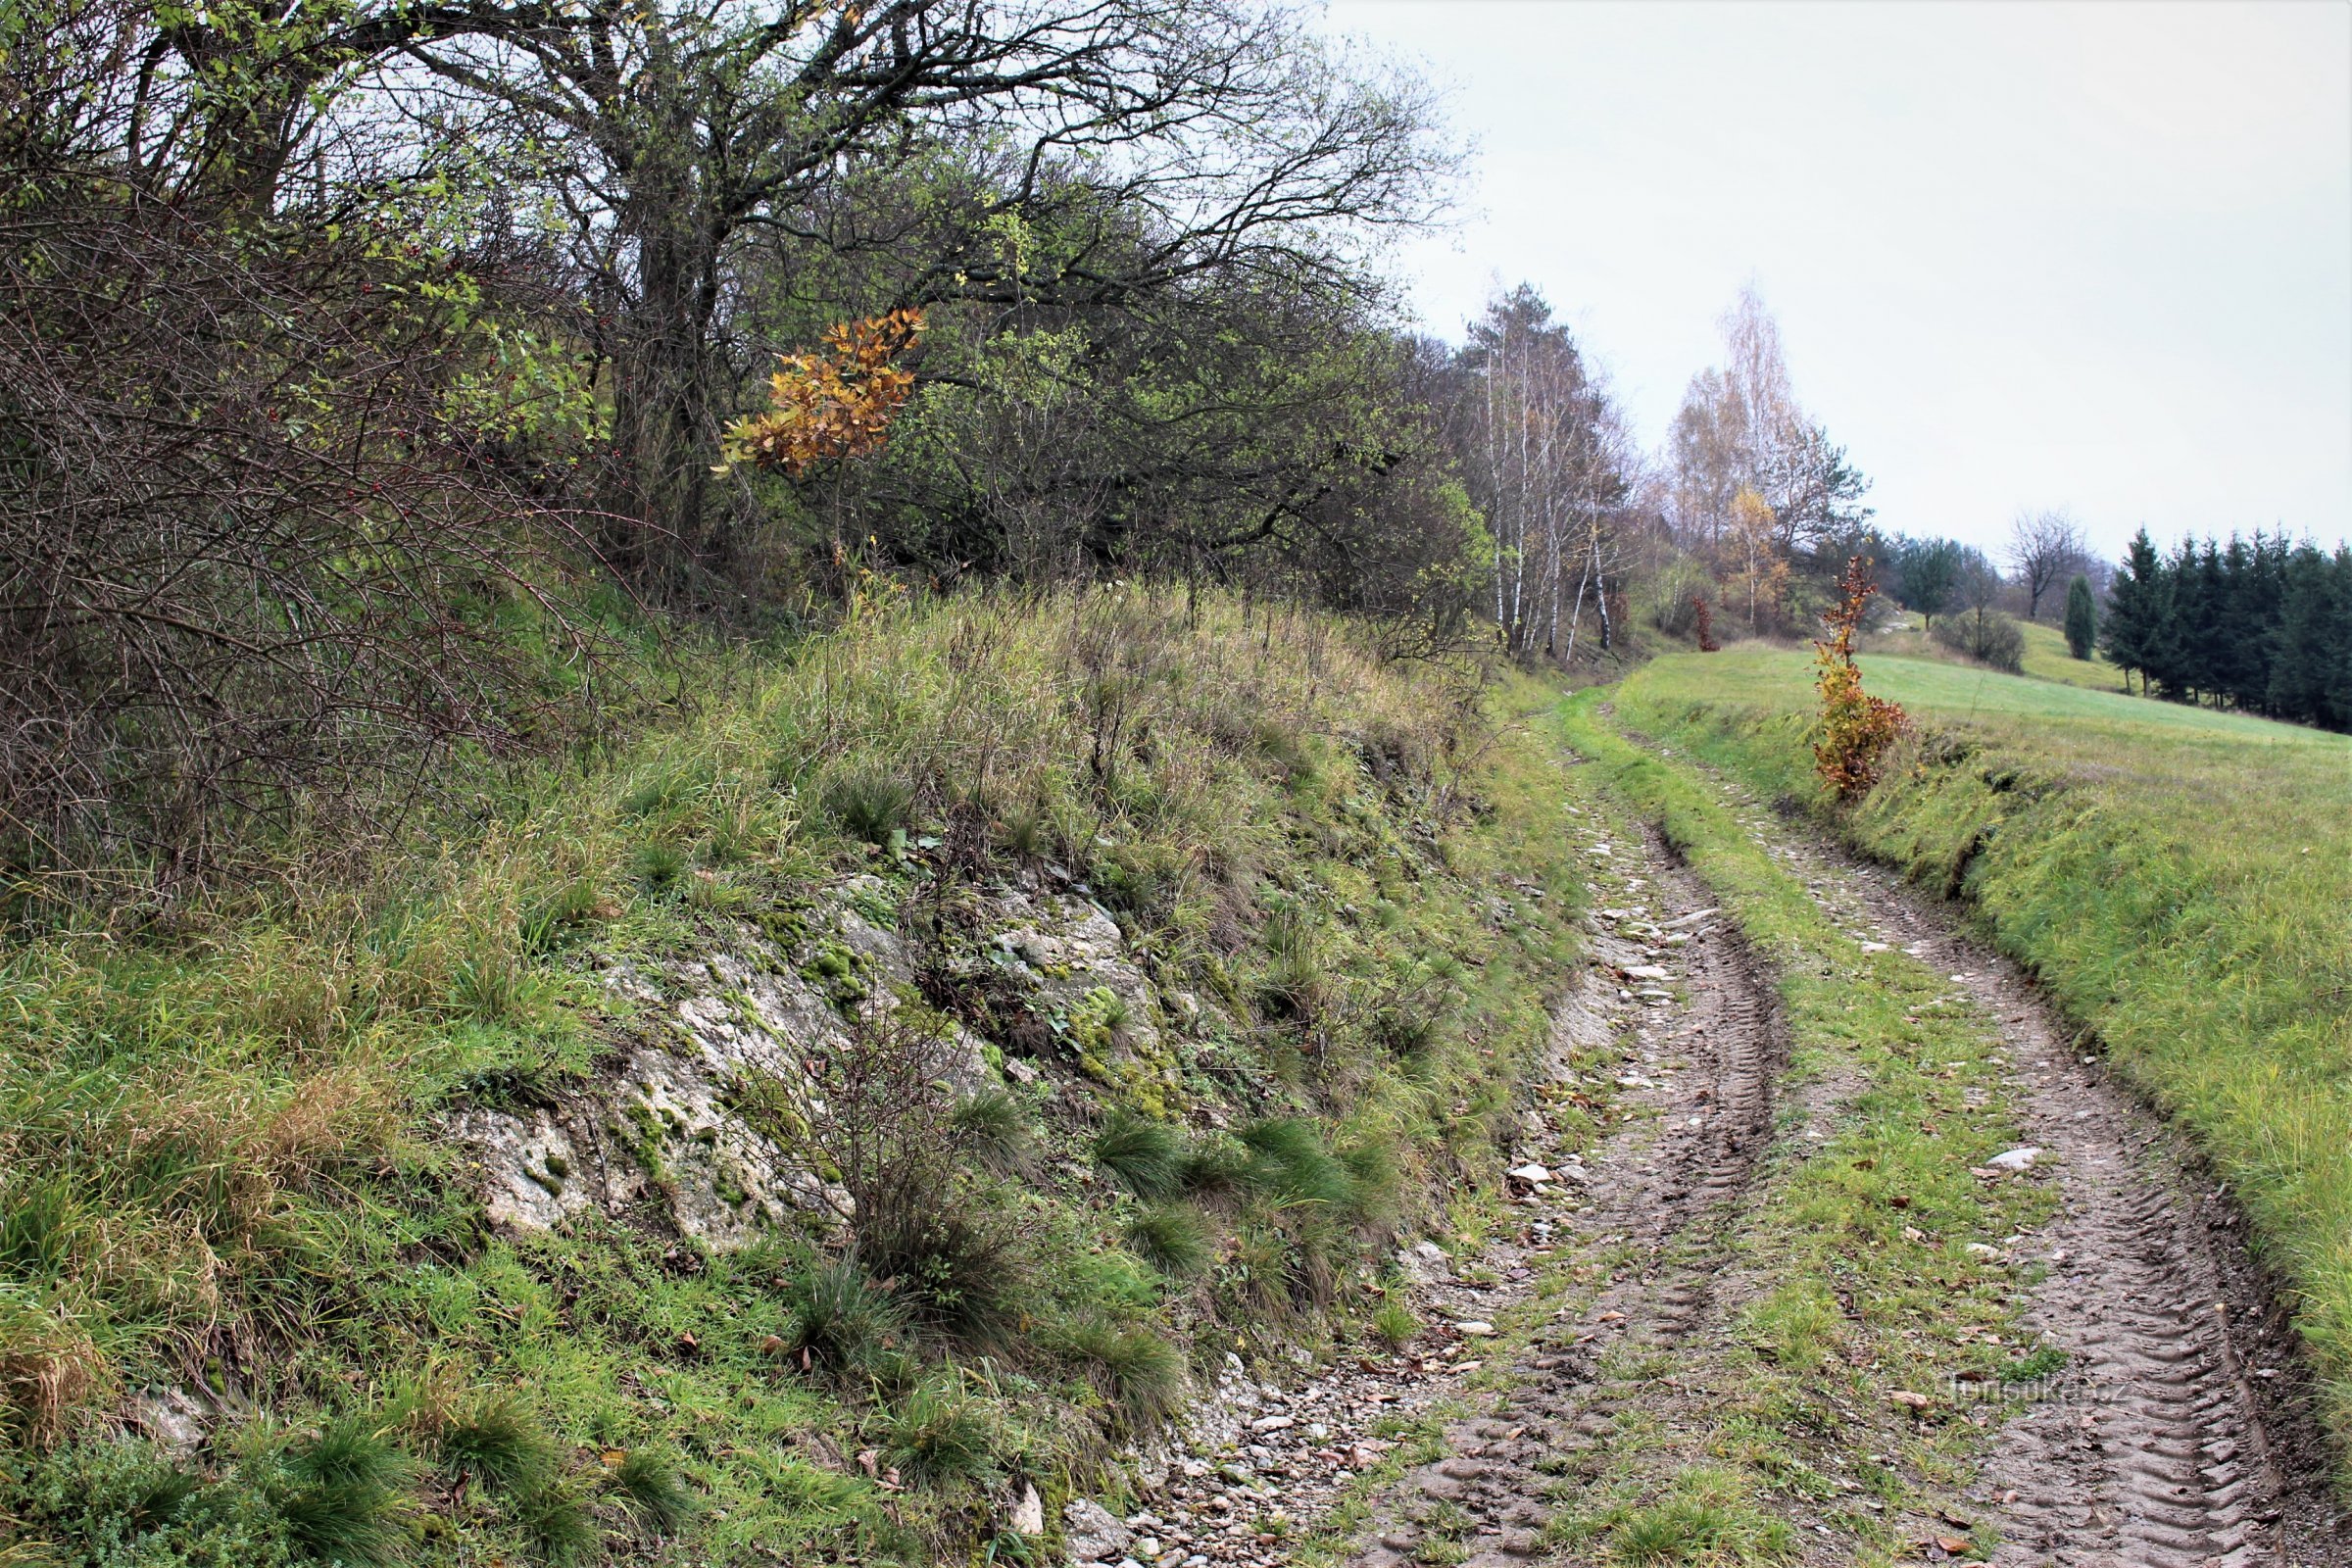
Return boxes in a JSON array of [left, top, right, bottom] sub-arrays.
[[1813, 555, 1908, 799], [716, 308, 924, 475]]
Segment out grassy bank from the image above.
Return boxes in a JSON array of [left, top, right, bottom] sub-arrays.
[[0, 589, 1588, 1566], [1614, 646, 2352, 1471], [1545, 693, 2045, 1563]]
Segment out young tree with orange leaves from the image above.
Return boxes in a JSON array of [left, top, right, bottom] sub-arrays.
[[1813, 556, 1907, 798]]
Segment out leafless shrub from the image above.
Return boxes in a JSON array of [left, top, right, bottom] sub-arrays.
[[787, 1011, 1035, 1348], [0, 2, 604, 901]]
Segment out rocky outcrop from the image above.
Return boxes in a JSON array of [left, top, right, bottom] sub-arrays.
[[443, 878, 1173, 1250]]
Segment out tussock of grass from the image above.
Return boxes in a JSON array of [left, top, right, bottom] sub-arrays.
[[1092, 1109, 1189, 1200], [1370, 1299, 1420, 1349], [878, 1376, 1001, 1489], [435, 1396, 555, 1493], [1056, 1317, 1188, 1428], [780, 1258, 909, 1376], [1123, 1203, 1212, 1278], [1614, 647, 2352, 1480], [273, 1416, 419, 1567], [612, 1446, 697, 1536]]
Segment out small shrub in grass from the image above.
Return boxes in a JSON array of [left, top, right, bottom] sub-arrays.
[[879, 1377, 999, 1489], [273, 1417, 417, 1568], [1056, 1318, 1186, 1428], [823, 766, 914, 846], [1123, 1202, 1210, 1278], [1931, 606, 2028, 673], [612, 1446, 696, 1536], [437, 1396, 554, 1493], [1092, 1109, 1186, 1200], [783, 1013, 1039, 1348], [1371, 1299, 1420, 1349], [781, 1258, 906, 1374], [0, 1442, 285, 1565], [860, 1198, 1033, 1348]]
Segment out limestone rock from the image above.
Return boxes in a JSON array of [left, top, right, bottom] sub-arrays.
[[1065, 1497, 1134, 1562]]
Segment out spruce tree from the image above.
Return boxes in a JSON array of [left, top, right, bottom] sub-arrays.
[[2063, 574, 2096, 660], [2173, 537, 2226, 703], [2101, 528, 2169, 695], [2328, 547, 2352, 732], [2266, 544, 2335, 725], [2217, 533, 2258, 708]]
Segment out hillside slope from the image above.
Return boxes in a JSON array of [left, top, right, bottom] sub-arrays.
[[0, 591, 1591, 1566], [1614, 646, 2352, 1472]]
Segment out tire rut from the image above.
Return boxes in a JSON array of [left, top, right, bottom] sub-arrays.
[[1725, 785, 2352, 1568], [1342, 828, 1787, 1568]]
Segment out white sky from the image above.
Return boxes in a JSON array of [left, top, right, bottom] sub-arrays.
[[1323, 0, 2352, 562]]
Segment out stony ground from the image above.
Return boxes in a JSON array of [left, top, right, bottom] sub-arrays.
[[1059, 736, 2352, 1568]]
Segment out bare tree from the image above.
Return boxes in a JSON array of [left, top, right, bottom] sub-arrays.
[[1454, 285, 1631, 661], [1662, 286, 1870, 624], [2007, 508, 2088, 620]]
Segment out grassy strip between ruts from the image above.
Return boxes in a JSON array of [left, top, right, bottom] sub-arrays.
[[1540, 691, 2052, 1566], [1613, 647, 2352, 1488]]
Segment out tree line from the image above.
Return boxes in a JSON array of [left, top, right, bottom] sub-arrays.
[[10, 0, 2327, 889], [4, 0, 1904, 890], [2102, 528, 2352, 731]]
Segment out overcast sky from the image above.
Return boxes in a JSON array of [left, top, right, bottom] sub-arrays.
[[1321, 0, 2352, 562]]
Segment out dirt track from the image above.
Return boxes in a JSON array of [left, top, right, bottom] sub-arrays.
[[1767, 815, 2349, 1568], [1111, 749, 2350, 1568]]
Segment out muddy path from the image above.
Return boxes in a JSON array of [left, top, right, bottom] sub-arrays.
[[1332, 835, 1787, 1568], [1082, 745, 2349, 1568], [1733, 788, 2352, 1568]]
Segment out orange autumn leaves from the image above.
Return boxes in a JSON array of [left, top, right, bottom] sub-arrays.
[[717, 308, 924, 475], [1813, 555, 1908, 799]]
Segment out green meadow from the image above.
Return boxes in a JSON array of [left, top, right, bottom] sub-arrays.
[[1613, 645, 2352, 1471]]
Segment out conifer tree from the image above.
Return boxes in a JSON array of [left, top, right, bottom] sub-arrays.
[[2173, 537, 2227, 703], [2101, 527, 2170, 695], [2064, 574, 2096, 660], [2328, 547, 2352, 730], [2267, 544, 2338, 725]]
